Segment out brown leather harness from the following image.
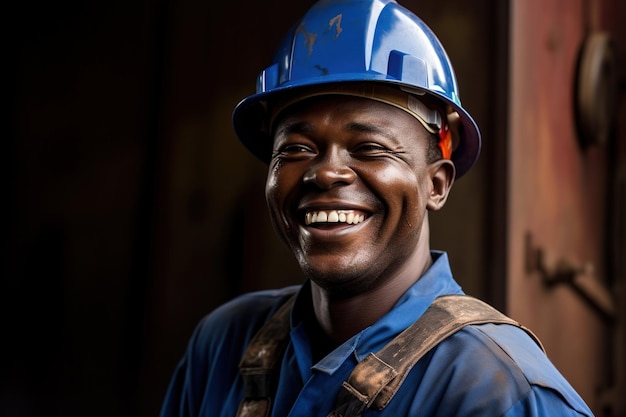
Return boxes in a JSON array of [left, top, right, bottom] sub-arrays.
[[236, 294, 544, 417]]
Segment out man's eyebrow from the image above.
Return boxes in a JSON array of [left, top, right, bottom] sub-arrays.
[[274, 120, 314, 137], [345, 121, 400, 143]]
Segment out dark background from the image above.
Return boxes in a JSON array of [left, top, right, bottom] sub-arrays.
[[4, 0, 607, 416]]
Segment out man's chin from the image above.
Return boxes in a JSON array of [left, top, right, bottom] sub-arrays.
[[300, 263, 378, 298]]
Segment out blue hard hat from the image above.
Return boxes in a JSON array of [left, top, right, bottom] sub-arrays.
[[232, 0, 481, 178]]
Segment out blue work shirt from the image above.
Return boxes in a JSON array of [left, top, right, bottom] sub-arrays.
[[160, 252, 594, 416]]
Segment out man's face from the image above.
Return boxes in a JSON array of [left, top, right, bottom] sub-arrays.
[[266, 95, 451, 295]]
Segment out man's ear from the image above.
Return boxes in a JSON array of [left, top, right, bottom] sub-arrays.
[[426, 159, 455, 211]]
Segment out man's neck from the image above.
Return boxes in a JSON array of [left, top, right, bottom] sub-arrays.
[[309, 248, 433, 348]]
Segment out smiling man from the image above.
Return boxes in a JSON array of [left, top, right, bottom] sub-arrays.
[[159, 1, 594, 416]]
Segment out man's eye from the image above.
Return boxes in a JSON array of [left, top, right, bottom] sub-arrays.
[[284, 144, 313, 153], [275, 144, 315, 158], [353, 143, 391, 155]]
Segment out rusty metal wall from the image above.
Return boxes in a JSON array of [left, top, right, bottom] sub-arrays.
[[507, 0, 626, 414]]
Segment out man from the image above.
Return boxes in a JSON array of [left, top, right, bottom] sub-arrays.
[[160, 0, 594, 416]]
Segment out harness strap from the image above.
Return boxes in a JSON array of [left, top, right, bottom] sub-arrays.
[[236, 293, 297, 417], [328, 295, 544, 417], [236, 293, 544, 417]]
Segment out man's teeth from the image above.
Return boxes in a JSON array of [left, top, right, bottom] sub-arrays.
[[305, 210, 365, 225]]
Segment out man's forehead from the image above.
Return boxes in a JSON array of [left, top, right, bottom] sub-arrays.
[[271, 96, 434, 154]]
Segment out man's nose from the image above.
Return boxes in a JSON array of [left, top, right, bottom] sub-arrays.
[[302, 149, 356, 189]]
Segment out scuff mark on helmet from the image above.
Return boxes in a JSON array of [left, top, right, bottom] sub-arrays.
[[329, 14, 343, 39], [314, 65, 329, 75], [296, 23, 317, 56]]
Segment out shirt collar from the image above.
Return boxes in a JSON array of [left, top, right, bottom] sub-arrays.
[[354, 251, 463, 360], [290, 251, 464, 375]]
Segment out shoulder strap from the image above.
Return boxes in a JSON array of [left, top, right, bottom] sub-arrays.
[[328, 294, 544, 417], [236, 292, 297, 417], [236, 293, 544, 417]]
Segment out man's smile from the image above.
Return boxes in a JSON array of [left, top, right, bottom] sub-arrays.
[[304, 209, 366, 226]]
